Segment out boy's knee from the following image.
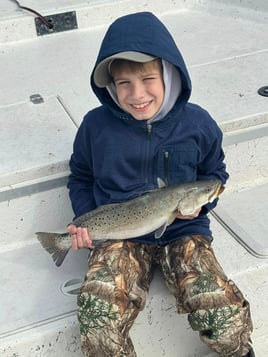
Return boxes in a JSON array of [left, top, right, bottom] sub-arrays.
[[77, 292, 118, 335], [188, 300, 253, 357], [181, 271, 245, 312]]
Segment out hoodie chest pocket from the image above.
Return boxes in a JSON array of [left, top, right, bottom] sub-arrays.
[[158, 146, 199, 184]]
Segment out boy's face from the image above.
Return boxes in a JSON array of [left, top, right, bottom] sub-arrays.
[[112, 61, 165, 120]]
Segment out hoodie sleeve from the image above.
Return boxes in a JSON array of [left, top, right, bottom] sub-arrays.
[[197, 117, 229, 214], [67, 119, 96, 219]]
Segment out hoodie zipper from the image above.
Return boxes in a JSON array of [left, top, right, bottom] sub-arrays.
[[143, 123, 153, 186], [144, 126, 169, 188], [163, 150, 169, 185], [147, 123, 152, 137]]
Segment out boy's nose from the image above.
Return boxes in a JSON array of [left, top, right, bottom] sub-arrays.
[[130, 81, 145, 98]]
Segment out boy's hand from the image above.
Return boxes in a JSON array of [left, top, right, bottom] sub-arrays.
[[176, 207, 201, 220], [67, 225, 94, 250]]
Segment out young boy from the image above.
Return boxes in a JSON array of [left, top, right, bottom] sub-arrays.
[[67, 12, 254, 357]]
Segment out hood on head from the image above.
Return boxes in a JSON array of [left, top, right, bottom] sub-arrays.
[[90, 12, 191, 116]]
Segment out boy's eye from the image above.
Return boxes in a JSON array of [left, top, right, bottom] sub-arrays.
[[116, 80, 130, 86], [143, 77, 156, 81]]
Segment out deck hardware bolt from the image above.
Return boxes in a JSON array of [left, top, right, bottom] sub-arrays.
[[258, 86, 268, 97], [30, 94, 44, 104]]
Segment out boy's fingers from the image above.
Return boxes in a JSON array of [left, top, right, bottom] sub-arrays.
[[75, 227, 84, 249], [67, 224, 77, 234], [81, 227, 94, 248], [71, 227, 93, 250], [71, 234, 78, 250]]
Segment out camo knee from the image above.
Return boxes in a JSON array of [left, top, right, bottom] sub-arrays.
[[188, 300, 253, 357]]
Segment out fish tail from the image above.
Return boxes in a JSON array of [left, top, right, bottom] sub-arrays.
[[36, 232, 71, 267]]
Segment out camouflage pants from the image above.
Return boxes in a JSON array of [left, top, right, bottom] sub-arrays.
[[77, 235, 253, 357]]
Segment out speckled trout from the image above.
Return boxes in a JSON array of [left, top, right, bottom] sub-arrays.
[[36, 179, 224, 266]]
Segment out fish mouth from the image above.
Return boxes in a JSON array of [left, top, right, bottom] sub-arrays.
[[215, 183, 225, 197], [209, 182, 225, 201], [218, 185, 225, 195]]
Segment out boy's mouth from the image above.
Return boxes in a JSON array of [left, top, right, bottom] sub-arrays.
[[131, 101, 152, 110]]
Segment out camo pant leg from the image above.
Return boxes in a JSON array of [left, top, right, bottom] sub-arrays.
[[159, 235, 253, 357], [77, 240, 154, 357]]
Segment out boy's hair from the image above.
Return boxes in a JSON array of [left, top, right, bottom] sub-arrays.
[[109, 58, 163, 78]]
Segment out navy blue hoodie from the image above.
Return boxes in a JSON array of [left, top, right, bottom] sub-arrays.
[[68, 12, 228, 244]]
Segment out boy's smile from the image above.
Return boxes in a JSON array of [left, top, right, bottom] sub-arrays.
[[112, 62, 165, 120]]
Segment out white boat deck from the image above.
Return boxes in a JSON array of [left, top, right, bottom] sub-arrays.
[[0, 1, 267, 356]]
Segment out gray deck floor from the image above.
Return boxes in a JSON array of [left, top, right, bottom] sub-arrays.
[[0, 1, 267, 356]]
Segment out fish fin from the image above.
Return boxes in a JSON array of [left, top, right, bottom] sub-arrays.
[[154, 223, 168, 239], [36, 232, 71, 267], [179, 204, 196, 216], [157, 177, 167, 189], [155, 212, 177, 239]]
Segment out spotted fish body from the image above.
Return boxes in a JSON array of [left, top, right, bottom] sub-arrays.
[[36, 179, 224, 266]]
